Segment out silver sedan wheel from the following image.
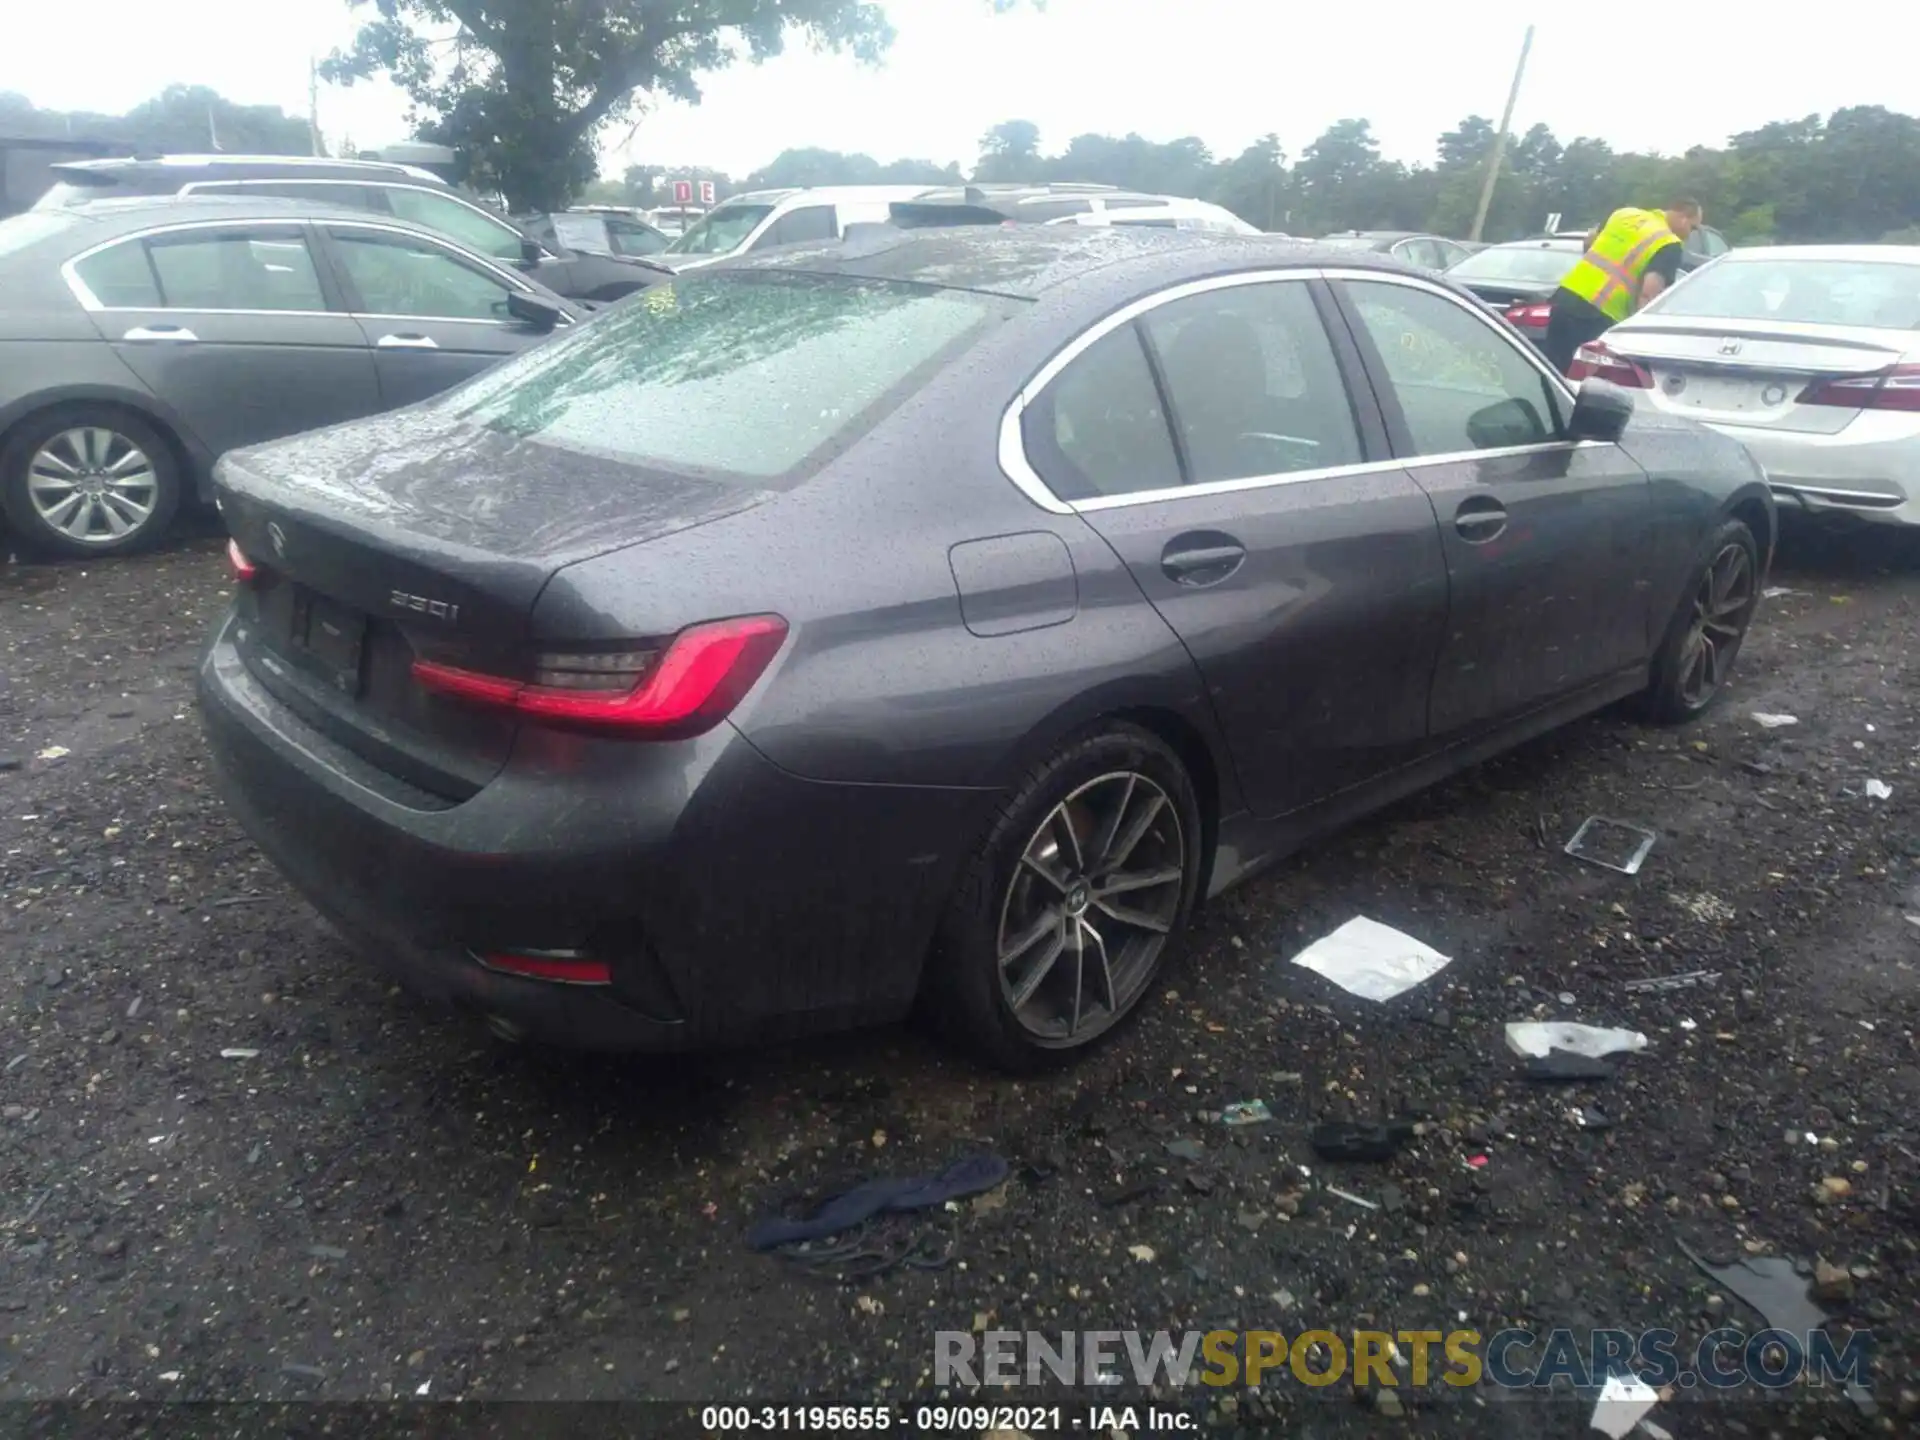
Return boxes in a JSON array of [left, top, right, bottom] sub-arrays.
[[26, 427, 160, 545], [995, 770, 1187, 1047]]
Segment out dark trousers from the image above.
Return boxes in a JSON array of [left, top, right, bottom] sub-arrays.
[[1542, 294, 1614, 375]]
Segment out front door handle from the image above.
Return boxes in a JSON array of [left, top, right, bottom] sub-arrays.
[[1453, 499, 1509, 543], [122, 324, 197, 342], [1160, 535, 1246, 587], [377, 333, 439, 349]]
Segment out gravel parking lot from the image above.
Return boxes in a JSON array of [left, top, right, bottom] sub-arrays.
[[3, 517, 1917, 1433]]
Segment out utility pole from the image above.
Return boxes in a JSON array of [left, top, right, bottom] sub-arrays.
[[309, 58, 324, 157], [1469, 24, 1534, 243]]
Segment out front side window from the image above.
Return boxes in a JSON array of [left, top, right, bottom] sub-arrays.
[[330, 230, 517, 320], [1142, 280, 1362, 484], [107, 227, 327, 311], [446, 273, 1013, 481], [381, 187, 524, 262], [1344, 279, 1565, 456], [759, 206, 838, 249], [604, 218, 667, 256], [1024, 326, 1181, 501]]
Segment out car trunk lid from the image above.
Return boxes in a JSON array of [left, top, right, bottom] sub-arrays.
[[216, 407, 772, 799], [1607, 321, 1912, 435]]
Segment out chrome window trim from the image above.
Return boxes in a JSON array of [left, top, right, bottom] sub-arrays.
[[998, 266, 1594, 515], [62, 218, 328, 314], [61, 217, 548, 324], [182, 177, 522, 243]]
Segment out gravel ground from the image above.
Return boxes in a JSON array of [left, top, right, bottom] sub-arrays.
[[2, 517, 1917, 1435]]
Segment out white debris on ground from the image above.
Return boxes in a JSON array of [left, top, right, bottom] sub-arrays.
[[1288, 917, 1451, 1002]]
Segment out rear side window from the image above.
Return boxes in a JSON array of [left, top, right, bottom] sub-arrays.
[[1142, 279, 1362, 483], [758, 205, 837, 248], [1023, 326, 1181, 500], [71, 240, 162, 306], [74, 228, 326, 311], [447, 273, 1014, 481], [381, 187, 524, 262]]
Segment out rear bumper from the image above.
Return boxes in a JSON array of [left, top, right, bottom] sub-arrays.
[[197, 609, 991, 1051], [1700, 414, 1920, 527]]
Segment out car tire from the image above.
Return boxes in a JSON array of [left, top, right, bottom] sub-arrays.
[[0, 406, 182, 559], [1641, 518, 1761, 723], [929, 723, 1203, 1072]]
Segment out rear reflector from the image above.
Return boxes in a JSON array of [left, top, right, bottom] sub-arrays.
[[475, 949, 611, 985], [1568, 340, 1651, 388], [412, 614, 788, 738], [227, 539, 257, 582], [1797, 363, 1920, 413]]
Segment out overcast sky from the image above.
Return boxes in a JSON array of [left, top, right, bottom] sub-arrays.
[[4, 0, 1916, 178]]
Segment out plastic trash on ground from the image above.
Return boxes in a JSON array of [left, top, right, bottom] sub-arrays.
[[1590, 1371, 1660, 1439], [1288, 917, 1450, 1002], [1864, 779, 1892, 800], [1564, 817, 1657, 875], [1750, 712, 1798, 728], [1220, 1100, 1272, 1126], [1505, 1022, 1649, 1060]]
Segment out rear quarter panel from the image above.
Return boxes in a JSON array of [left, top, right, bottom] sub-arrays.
[[531, 296, 1237, 801], [1616, 404, 1776, 631]]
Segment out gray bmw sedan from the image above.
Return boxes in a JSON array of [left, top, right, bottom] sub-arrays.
[[197, 227, 1775, 1069]]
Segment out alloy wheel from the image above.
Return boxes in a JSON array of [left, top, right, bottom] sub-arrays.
[[26, 427, 160, 545], [995, 770, 1187, 1047], [1678, 542, 1755, 709]]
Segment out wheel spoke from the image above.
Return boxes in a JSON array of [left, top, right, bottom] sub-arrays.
[[1096, 864, 1183, 898], [1089, 774, 1136, 869], [95, 497, 131, 538], [1066, 923, 1085, 1036], [999, 904, 1063, 967], [1105, 792, 1166, 871], [1092, 896, 1172, 935], [105, 446, 151, 478], [30, 448, 80, 478], [43, 492, 87, 533], [1044, 801, 1084, 873], [1006, 921, 1068, 1010], [82, 428, 115, 469], [1019, 853, 1067, 892], [1081, 917, 1117, 1016], [99, 490, 150, 528]]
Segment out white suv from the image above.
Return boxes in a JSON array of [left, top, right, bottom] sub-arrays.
[[658, 186, 941, 271]]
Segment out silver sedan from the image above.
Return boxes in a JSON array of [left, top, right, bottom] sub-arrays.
[[1577, 245, 1920, 526]]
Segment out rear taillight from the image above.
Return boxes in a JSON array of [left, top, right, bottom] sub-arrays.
[[1505, 302, 1551, 327], [411, 614, 788, 738], [1796, 363, 1920, 412], [1568, 341, 1652, 388], [227, 539, 257, 582], [476, 949, 611, 985]]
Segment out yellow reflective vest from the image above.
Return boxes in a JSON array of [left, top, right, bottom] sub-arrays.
[[1561, 208, 1681, 321]]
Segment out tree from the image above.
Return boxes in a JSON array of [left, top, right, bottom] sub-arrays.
[[745, 147, 958, 189], [1292, 118, 1384, 233], [322, 0, 899, 211], [975, 119, 1042, 181], [0, 85, 310, 155]]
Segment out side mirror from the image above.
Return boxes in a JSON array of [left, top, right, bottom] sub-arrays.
[[519, 236, 545, 266], [1567, 378, 1635, 443], [507, 290, 562, 333], [1465, 397, 1547, 450]]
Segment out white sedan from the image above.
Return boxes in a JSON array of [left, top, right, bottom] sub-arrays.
[[1575, 245, 1920, 526]]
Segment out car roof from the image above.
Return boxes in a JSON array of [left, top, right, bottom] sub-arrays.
[[1706, 244, 1920, 264], [1483, 237, 1585, 251], [717, 224, 1427, 301], [18, 193, 481, 245], [49, 153, 448, 186]]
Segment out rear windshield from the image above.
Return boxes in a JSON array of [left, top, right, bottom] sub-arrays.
[[446, 272, 1017, 480], [1653, 257, 1920, 329], [1449, 246, 1581, 283], [665, 202, 774, 255]]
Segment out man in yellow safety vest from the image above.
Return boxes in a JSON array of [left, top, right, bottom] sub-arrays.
[[1543, 199, 1702, 374]]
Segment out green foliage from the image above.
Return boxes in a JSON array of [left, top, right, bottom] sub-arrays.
[[321, 0, 899, 211], [0, 85, 311, 155]]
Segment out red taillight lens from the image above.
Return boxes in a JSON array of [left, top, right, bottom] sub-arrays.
[[1568, 341, 1651, 388], [412, 614, 788, 738], [476, 950, 610, 985], [1506, 302, 1551, 326], [227, 539, 257, 582], [1796, 363, 1920, 412]]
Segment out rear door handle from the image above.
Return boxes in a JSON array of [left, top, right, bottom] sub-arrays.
[[1160, 536, 1246, 587], [122, 324, 197, 342], [1454, 501, 1509, 543], [377, 333, 439, 349]]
